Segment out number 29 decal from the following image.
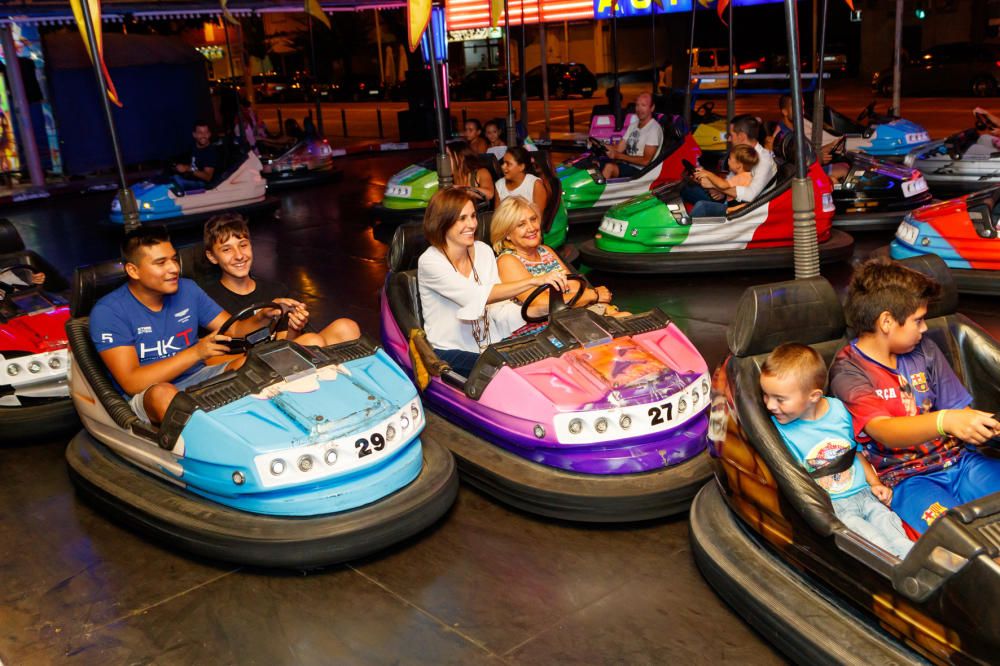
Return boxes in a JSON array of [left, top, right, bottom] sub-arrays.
[[355, 432, 386, 458]]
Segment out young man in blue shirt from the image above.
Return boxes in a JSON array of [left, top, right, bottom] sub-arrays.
[[89, 226, 308, 425]]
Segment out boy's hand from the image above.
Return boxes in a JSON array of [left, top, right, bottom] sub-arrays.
[[31, 271, 45, 285], [942, 409, 1000, 445], [196, 334, 232, 360], [871, 484, 893, 506]]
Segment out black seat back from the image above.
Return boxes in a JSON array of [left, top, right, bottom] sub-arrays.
[[0, 219, 25, 254], [0, 249, 69, 293]]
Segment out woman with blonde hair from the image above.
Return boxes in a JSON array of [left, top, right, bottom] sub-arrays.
[[491, 196, 618, 314]]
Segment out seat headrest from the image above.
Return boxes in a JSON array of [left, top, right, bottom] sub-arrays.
[[387, 223, 430, 274], [894, 254, 959, 319], [728, 277, 846, 357], [72, 259, 126, 318], [176, 241, 220, 284], [0, 218, 25, 254]]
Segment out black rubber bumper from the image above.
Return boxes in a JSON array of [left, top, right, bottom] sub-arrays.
[[264, 167, 340, 190], [689, 483, 926, 665], [578, 229, 855, 274], [566, 206, 609, 226], [0, 398, 79, 443], [831, 209, 909, 232], [371, 203, 425, 226], [66, 430, 458, 569], [951, 268, 1000, 296], [422, 412, 712, 523]]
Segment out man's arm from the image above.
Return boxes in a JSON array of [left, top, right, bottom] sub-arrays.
[[204, 305, 302, 338], [865, 409, 999, 448], [735, 149, 775, 202], [100, 338, 227, 396], [611, 144, 657, 167]]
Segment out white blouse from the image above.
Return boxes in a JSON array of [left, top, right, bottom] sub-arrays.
[[495, 173, 539, 203], [417, 241, 525, 353]]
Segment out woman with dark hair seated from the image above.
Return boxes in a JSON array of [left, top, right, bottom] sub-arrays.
[[417, 188, 567, 376], [495, 146, 547, 215], [447, 141, 495, 202], [484, 119, 505, 149]]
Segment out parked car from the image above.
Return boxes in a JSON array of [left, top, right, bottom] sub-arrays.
[[522, 63, 596, 99], [690, 48, 730, 90], [873, 42, 1000, 97], [450, 68, 507, 101]]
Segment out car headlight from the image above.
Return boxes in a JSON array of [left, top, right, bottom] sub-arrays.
[[270, 459, 286, 475], [27, 361, 41, 374], [598, 217, 628, 237], [6, 363, 19, 376], [896, 220, 919, 245]]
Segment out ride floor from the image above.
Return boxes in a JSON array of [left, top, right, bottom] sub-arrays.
[[3, 151, 998, 665]]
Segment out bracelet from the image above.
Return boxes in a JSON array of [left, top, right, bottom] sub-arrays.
[[936, 410, 948, 437]]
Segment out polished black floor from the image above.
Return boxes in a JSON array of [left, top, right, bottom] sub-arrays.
[[2, 152, 998, 665]]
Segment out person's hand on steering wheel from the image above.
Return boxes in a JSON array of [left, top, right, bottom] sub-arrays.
[[194, 333, 234, 361], [588, 138, 610, 159], [535, 269, 569, 293], [271, 297, 309, 333], [521, 274, 589, 323]]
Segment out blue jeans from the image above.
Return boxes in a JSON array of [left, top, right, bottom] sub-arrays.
[[690, 200, 728, 217], [833, 488, 913, 558], [433, 348, 479, 377], [681, 183, 716, 205], [172, 175, 207, 192], [892, 451, 1000, 533]]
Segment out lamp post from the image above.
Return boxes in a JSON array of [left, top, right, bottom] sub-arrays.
[[426, 8, 452, 188], [811, 0, 828, 151], [503, 0, 516, 147]]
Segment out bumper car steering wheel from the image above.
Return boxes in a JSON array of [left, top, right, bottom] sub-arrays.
[[0, 264, 39, 301], [520, 274, 588, 324], [694, 101, 717, 123], [217, 301, 288, 354], [856, 101, 877, 124], [975, 111, 998, 133], [587, 137, 609, 158]]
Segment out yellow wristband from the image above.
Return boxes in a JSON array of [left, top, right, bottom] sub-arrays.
[[936, 410, 948, 437]]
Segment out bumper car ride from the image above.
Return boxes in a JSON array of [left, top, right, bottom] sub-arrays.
[[889, 185, 1000, 295], [0, 221, 78, 441], [380, 228, 713, 522], [558, 115, 701, 225], [261, 137, 339, 188], [823, 102, 932, 160], [693, 256, 1000, 664], [65, 260, 457, 568], [904, 127, 1000, 197], [579, 159, 853, 274], [689, 102, 729, 169], [831, 149, 933, 231], [109, 153, 276, 227]]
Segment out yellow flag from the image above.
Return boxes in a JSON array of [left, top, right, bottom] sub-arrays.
[[407, 0, 431, 52], [490, 0, 503, 27], [220, 0, 240, 26], [305, 0, 331, 29], [69, 0, 122, 107]]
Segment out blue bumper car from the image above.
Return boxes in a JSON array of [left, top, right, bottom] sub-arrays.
[[65, 259, 457, 568]]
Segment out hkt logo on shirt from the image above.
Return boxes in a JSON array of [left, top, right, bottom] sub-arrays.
[[138, 327, 194, 360]]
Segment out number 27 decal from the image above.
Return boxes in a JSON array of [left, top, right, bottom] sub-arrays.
[[355, 432, 386, 458], [647, 402, 674, 426]]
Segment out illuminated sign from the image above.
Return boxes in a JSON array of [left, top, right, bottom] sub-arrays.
[[445, 0, 595, 30], [593, 0, 781, 19], [447, 27, 504, 42]]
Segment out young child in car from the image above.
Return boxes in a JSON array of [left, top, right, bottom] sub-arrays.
[[760, 343, 913, 558], [830, 257, 1000, 534], [202, 213, 361, 347], [690, 144, 758, 218]]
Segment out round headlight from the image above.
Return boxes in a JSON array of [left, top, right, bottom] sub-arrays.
[[411, 403, 420, 420], [702, 379, 710, 395], [298, 455, 314, 472], [385, 424, 396, 442], [533, 424, 545, 438], [270, 459, 286, 475], [692, 390, 700, 404], [400, 415, 410, 430], [232, 471, 245, 485], [6, 363, 19, 376], [678, 398, 688, 414], [619, 415, 632, 430], [27, 361, 42, 374], [324, 449, 338, 465], [48, 356, 62, 370], [568, 418, 583, 435], [594, 417, 609, 434]]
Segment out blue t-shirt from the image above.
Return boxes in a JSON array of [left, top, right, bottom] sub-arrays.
[[89, 278, 224, 393], [773, 397, 869, 500]]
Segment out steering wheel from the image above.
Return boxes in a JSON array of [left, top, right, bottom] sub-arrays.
[[975, 111, 998, 132], [520, 274, 589, 324], [217, 301, 287, 354], [0, 264, 39, 302], [694, 101, 715, 122], [681, 158, 699, 184], [587, 137, 609, 158], [830, 135, 848, 158], [856, 100, 876, 125]]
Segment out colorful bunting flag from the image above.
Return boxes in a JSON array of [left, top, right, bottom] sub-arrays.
[[717, 0, 730, 24], [69, 0, 122, 107], [490, 0, 503, 27], [407, 0, 431, 52], [305, 0, 331, 29], [220, 0, 240, 26]]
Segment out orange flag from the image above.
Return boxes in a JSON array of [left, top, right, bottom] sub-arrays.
[[717, 0, 730, 24], [305, 0, 331, 29], [69, 0, 122, 107], [844, 0, 855, 10], [407, 0, 432, 51], [490, 0, 503, 27]]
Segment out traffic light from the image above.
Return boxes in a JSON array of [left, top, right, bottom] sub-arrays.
[[914, 7, 926, 18]]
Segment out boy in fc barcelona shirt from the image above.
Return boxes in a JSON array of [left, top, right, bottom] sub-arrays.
[[829, 258, 1000, 533]]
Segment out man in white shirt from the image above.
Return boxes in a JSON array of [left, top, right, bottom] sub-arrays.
[[684, 114, 777, 206], [601, 92, 663, 179], [775, 95, 846, 181]]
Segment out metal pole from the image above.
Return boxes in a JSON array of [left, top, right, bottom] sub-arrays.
[[518, 17, 528, 127], [811, 0, 818, 71], [426, 9, 452, 187], [503, 0, 516, 146], [375, 9, 385, 86], [812, 0, 828, 151], [651, 10, 657, 92], [308, 14, 324, 135], [611, 6, 621, 129], [222, 19, 237, 79], [683, 4, 696, 128], [75, 2, 138, 230], [783, 0, 819, 279], [892, 0, 903, 115], [539, 18, 551, 136], [726, 0, 735, 122], [0, 26, 43, 189]]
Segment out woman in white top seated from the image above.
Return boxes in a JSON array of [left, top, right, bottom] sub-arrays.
[[418, 188, 568, 376], [495, 146, 547, 214]]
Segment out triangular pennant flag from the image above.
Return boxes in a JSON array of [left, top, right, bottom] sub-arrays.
[[407, 0, 432, 52], [844, 0, 855, 10], [220, 0, 240, 26], [490, 0, 503, 27], [69, 0, 122, 107], [717, 0, 730, 24], [305, 0, 331, 29]]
